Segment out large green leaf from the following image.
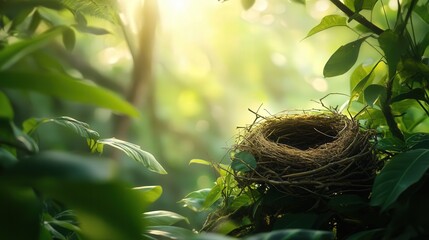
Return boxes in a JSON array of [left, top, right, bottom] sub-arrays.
[[133, 185, 163, 207], [370, 149, 429, 211], [306, 15, 347, 38], [0, 26, 67, 70], [97, 138, 167, 174], [378, 30, 401, 79], [324, 37, 368, 77], [243, 229, 333, 240], [0, 71, 139, 117], [143, 210, 189, 226]]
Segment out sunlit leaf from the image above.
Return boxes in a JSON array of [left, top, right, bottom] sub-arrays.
[[134, 186, 163, 207], [378, 30, 402, 78], [370, 149, 429, 211], [143, 210, 189, 226], [324, 37, 368, 77], [73, 25, 111, 35], [0, 91, 13, 119], [242, 229, 333, 240], [231, 151, 256, 172], [97, 138, 167, 174], [306, 15, 347, 38], [179, 188, 211, 212], [145, 226, 196, 239], [241, 0, 255, 10], [189, 159, 212, 166], [364, 84, 386, 107], [0, 71, 139, 117], [0, 26, 67, 70]]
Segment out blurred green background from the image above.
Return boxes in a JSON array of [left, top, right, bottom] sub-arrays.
[[6, 0, 398, 228]]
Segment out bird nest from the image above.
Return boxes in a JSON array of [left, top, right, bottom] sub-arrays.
[[232, 112, 377, 197]]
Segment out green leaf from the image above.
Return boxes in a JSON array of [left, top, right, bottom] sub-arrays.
[[391, 88, 427, 103], [0, 148, 17, 169], [0, 26, 67, 70], [370, 149, 429, 211], [145, 226, 196, 239], [97, 138, 167, 174], [364, 84, 386, 107], [134, 186, 163, 207], [378, 30, 401, 79], [231, 151, 256, 172], [189, 159, 212, 166], [0, 71, 139, 117], [306, 15, 347, 38], [346, 228, 385, 240], [0, 185, 42, 240], [62, 27, 75, 51], [73, 24, 111, 35], [6, 151, 116, 182], [202, 183, 222, 209], [0, 91, 13, 119], [243, 229, 333, 240], [143, 211, 189, 226], [24, 116, 100, 140], [324, 37, 368, 77], [179, 188, 212, 212], [241, 0, 255, 10]]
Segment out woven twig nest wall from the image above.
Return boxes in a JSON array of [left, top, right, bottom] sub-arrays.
[[232, 112, 377, 197]]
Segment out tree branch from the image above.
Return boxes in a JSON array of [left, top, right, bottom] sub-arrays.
[[329, 0, 384, 35]]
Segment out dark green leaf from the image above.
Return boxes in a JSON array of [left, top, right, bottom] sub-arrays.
[[190, 233, 237, 240], [0, 185, 42, 240], [376, 137, 406, 152], [0, 148, 17, 169], [231, 151, 256, 172], [62, 27, 75, 51], [143, 210, 189, 226], [370, 149, 429, 211], [391, 88, 427, 103], [324, 37, 368, 77], [241, 0, 255, 10], [28, 10, 42, 34], [243, 229, 333, 240], [179, 188, 212, 212], [0, 26, 67, 70], [0, 91, 13, 119], [97, 138, 167, 174], [378, 30, 401, 78], [328, 194, 367, 214], [350, 64, 375, 96], [364, 84, 386, 107], [415, 4, 429, 25], [346, 228, 385, 240], [6, 151, 116, 182], [306, 15, 347, 38], [354, 0, 364, 12], [0, 71, 139, 117], [145, 226, 196, 239]]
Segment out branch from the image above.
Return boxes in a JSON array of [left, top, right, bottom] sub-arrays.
[[329, 0, 383, 35]]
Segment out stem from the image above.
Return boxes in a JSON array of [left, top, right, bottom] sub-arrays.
[[382, 77, 404, 141], [329, 0, 384, 35]]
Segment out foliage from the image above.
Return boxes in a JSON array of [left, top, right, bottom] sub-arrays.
[[181, 0, 429, 239]]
